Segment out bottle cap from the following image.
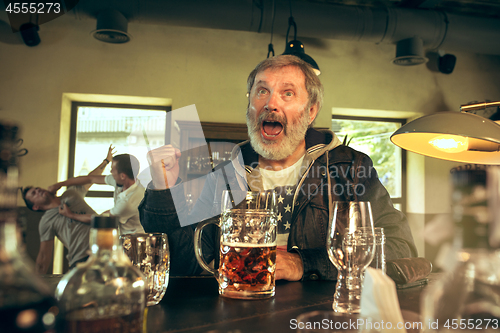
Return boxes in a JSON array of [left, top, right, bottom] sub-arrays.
[[91, 215, 118, 229], [0, 123, 19, 172], [451, 167, 486, 190]]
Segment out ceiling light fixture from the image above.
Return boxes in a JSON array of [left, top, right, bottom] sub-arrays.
[[438, 53, 457, 74], [281, 1, 320, 75], [267, 0, 276, 58], [391, 101, 500, 164], [19, 22, 40, 47], [392, 36, 428, 66], [282, 17, 320, 75], [92, 9, 131, 44]]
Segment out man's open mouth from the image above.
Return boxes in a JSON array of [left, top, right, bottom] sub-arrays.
[[262, 120, 284, 138]]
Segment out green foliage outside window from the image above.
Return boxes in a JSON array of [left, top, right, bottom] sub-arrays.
[[332, 119, 402, 197]]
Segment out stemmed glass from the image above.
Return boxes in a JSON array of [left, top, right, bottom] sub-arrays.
[[327, 201, 375, 314]]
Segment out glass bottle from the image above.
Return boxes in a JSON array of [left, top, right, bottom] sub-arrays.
[[55, 216, 146, 333], [0, 122, 60, 333], [421, 167, 500, 332]]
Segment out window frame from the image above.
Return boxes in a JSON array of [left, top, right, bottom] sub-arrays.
[[332, 114, 407, 213], [69, 101, 172, 199]]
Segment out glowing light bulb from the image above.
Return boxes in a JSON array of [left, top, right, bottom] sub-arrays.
[[429, 135, 469, 153]]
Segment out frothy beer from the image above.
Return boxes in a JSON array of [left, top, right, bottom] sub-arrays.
[[219, 242, 277, 298]]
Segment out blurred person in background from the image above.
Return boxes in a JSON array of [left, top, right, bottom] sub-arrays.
[[22, 146, 114, 273]]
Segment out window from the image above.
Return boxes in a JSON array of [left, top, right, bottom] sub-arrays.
[[69, 102, 171, 213], [331, 116, 406, 212]]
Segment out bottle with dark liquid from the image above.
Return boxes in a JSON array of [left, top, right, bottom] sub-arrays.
[[0, 122, 60, 333], [422, 168, 500, 332], [55, 216, 146, 333]]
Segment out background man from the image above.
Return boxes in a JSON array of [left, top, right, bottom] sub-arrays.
[[55, 152, 145, 235], [22, 146, 113, 273], [139, 55, 417, 280]]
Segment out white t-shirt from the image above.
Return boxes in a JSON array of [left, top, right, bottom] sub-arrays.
[[259, 155, 305, 191], [39, 186, 94, 267], [105, 174, 145, 235]]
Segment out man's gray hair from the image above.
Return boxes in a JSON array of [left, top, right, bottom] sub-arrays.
[[246, 55, 324, 114]]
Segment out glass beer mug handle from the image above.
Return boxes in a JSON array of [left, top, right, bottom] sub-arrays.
[[194, 219, 218, 275]]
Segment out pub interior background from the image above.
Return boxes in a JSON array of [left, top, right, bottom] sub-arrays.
[[1, 0, 500, 273]]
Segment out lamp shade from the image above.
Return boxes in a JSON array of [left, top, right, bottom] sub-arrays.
[[392, 37, 428, 66], [390, 112, 500, 164], [282, 40, 320, 75], [92, 9, 131, 44]]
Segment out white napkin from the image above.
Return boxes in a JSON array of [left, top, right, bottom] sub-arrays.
[[360, 267, 407, 333]]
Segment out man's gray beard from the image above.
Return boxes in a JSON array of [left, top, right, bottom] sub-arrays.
[[246, 107, 310, 161]]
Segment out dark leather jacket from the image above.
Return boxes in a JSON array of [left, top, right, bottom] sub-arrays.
[[139, 129, 417, 280]]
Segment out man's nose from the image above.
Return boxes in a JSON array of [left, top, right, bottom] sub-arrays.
[[264, 92, 280, 112]]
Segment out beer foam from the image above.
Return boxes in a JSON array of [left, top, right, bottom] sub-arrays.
[[221, 242, 276, 248], [228, 209, 273, 214]]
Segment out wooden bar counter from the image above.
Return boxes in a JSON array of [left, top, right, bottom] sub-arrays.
[[144, 274, 432, 333]]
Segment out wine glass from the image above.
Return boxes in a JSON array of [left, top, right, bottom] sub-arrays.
[[327, 201, 375, 314]]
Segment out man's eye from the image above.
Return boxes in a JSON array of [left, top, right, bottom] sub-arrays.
[[283, 91, 294, 97], [258, 89, 268, 95]]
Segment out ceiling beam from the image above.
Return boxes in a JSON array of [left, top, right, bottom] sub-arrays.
[[399, 0, 443, 8]]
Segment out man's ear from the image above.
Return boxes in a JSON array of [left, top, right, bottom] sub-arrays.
[[33, 204, 39, 211], [308, 104, 319, 125]]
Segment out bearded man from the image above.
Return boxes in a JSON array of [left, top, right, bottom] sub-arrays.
[[139, 55, 417, 281]]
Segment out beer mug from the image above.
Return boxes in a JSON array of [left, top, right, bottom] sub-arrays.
[[194, 190, 278, 299], [120, 233, 170, 306]]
